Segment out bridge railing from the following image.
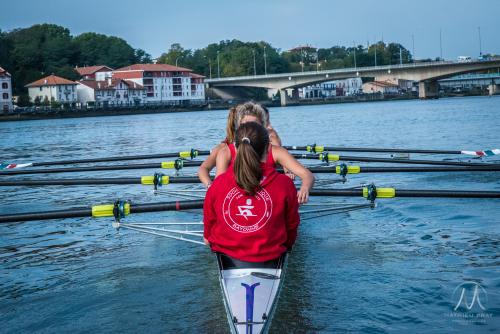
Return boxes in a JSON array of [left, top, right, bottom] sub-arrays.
[[206, 59, 499, 82]]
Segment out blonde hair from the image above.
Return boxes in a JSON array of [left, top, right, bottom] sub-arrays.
[[225, 107, 237, 143], [234, 102, 268, 131]]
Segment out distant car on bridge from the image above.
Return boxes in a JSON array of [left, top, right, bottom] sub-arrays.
[[458, 56, 473, 62]]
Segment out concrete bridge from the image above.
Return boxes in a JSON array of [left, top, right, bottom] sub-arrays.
[[205, 59, 500, 105]]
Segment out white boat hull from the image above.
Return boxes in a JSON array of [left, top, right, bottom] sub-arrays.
[[217, 253, 287, 334]]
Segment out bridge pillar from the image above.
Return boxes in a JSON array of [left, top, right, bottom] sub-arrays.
[[488, 83, 499, 96], [279, 89, 289, 106], [418, 81, 439, 99]]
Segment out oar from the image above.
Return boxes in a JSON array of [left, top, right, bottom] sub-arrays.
[[0, 199, 205, 223], [303, 164, 500, 174], [2, 165, 500, 187], [0, 175, 202, 187], [1, 186, 499, 223], [0, 149, 210, 169], [292, 153, 500, 167], [309, 187, 500, 198], [284, 145, 500, 156], [0, 159, 203, 176]]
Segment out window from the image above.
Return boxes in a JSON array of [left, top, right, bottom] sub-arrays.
[[2, 82, 7, 89], [39, 87, 43, 91], [2, 93, 8, 99]]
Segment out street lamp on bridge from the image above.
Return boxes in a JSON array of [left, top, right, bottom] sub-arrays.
[[264, 46, 268, 75], [217, 51, 220, 78], [252, 49, 256, 76]]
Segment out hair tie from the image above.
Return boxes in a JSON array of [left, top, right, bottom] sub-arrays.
[[242, 137, 251, 144]]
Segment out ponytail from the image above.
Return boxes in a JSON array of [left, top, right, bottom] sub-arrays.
[[233, 122, 269, 195], [225, 107, 237, 143]]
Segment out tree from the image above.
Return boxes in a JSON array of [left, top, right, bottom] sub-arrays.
[[135, 49, 152, 63], [157, 43, 192, 66], [74, 32, 138, 68]]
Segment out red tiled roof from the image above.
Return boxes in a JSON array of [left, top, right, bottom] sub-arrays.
[[114, 63, 193, 72], [75, 65, 113, 76], [0, 67, 11, 77], [78, 78, 144, 90], [25, 74, 76, 87], [189, 73, 205, 78]]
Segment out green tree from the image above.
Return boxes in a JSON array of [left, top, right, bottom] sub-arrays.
[[74, 32, 138, 68], [157, 43, 192, 67]]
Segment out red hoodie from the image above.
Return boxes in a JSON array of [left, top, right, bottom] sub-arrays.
[[203, 165, 300, 262]]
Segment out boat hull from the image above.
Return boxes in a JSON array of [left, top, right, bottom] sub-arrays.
[[217, 253, 288, 334]]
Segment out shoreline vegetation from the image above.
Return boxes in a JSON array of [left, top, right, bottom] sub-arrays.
[[2, 23, 420, 105], [1, 92, 491, 123]]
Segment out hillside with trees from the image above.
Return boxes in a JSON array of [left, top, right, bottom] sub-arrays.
[[0, 23, 416, 103]]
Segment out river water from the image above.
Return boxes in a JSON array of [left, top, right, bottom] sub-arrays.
[[1, 96, 499, 333]]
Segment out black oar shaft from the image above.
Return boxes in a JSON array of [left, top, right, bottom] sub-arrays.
[[309, 189, 500, 198], [0, 176, 202, 186], [0, 199, 205, 223], [131, 200, 204, 213], [0, 161, 202, 176], [293, 153, 500, 167], [360, 166, 500, 172], [31, 150, 211, 166], [285, 145, 462, 154], [0, 208, 92, 223]]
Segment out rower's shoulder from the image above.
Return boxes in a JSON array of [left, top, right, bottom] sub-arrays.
[[212, 142, 226, 153]]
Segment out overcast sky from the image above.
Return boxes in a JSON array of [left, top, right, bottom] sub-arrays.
[[2, 0, 499, 59]]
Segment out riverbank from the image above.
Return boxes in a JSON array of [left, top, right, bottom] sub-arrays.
[[0, 91, 491, 122]]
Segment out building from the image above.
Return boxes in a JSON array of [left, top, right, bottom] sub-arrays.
[[77, 78, 146, 106], [0, 67, 13, 112], [383, 78, 415, 92], [75, 65, 113, 81], [362, 81, 399, 94], [26, 74, 78, 104], [438, 73, 500, 92], [300, 77, 362, 99], [112, 64, 205, 103]]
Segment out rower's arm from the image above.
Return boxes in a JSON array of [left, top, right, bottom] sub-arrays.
[[273, 146, 315, 204], [284, 179, 300, 249], [198, 144, 221, 187], [203, 185, 217, 245], [268, 127, 282, 147], [215, 146, 231, 177]]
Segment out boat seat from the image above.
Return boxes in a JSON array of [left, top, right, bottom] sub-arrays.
[[217, 253, 285, 270]]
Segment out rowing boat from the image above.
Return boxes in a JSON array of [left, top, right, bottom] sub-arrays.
[[216, 252, 288, 334], [2, 144, 500, 332]]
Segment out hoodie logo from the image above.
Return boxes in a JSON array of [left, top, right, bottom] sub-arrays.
[[222, 187, 273, 233], [236, 199, 257, 220]]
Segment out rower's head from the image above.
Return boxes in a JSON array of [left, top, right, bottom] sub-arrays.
[[234, 122, 269, 196], [234, 102, 268, 130], [225, 106, 237, 143], [262, 105, 271, 125]]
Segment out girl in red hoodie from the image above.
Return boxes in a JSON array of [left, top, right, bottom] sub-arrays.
[[203, 122, 300, 262]]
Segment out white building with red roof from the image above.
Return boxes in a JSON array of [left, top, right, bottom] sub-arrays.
[[112, 63, 205, 103], [362, 80, 399, 94], [0, 67, 13, 112], [77, 78, 146, 106], [25, 74, 78, 104], [75, 65, 113, 81]]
